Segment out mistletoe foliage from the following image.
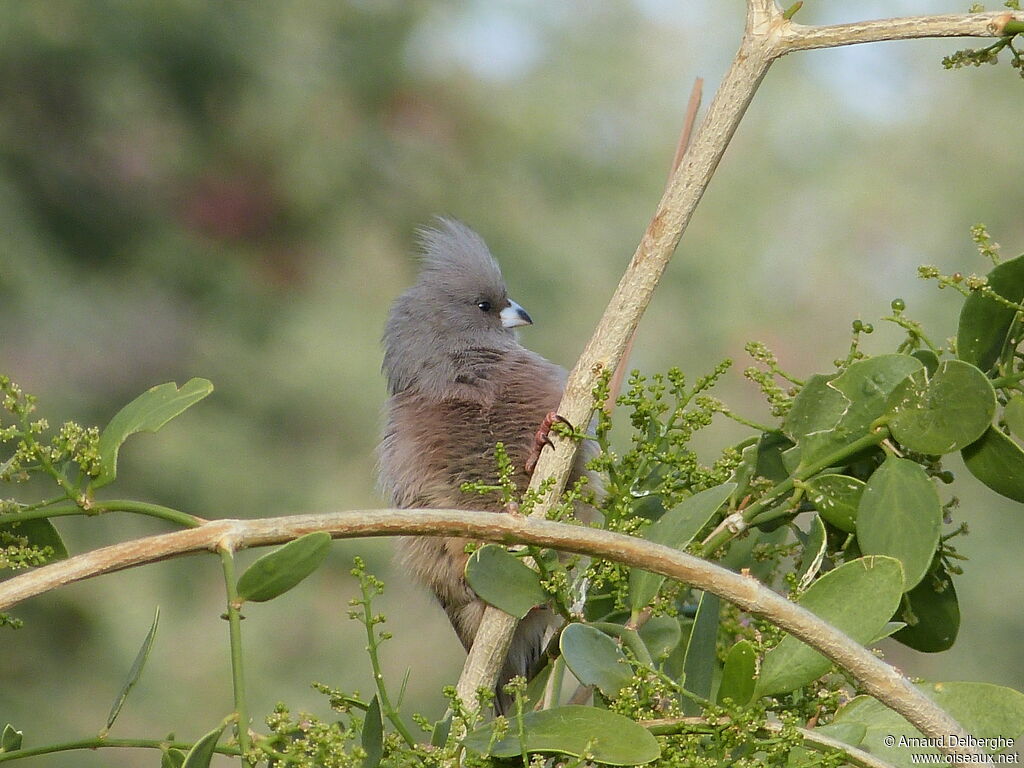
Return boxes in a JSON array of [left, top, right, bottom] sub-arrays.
[[3, 230, 1024, 767]]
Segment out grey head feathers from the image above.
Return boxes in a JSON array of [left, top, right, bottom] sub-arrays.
[[383, 219, 532, 398], [416, 219, 505, 292]]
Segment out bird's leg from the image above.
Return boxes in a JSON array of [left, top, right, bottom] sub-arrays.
[[524, 412, 573, 475]]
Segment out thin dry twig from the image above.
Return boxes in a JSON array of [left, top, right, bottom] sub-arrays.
[[668, 77, 704, 188], [607, 76, 703, 412], [778, 11, 1021, 53]]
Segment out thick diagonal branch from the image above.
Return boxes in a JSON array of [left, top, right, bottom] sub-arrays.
[[454, 0, 1023, 722], [455, 0, 781, 712]]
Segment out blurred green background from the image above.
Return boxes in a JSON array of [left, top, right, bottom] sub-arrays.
[[2, 1, 1022, 764]]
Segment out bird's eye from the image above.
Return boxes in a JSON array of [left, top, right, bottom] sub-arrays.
[[476, 301, 492, 312]]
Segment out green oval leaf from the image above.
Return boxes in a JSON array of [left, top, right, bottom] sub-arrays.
[[872, 621, 908, 643], [638, 615, 682, 663], [830, 355, 926, 432], [586, 622, 653, 666], [911, 349, 940, 376], [629, 482, 734, 611], [887, 360, 996, 455], [361, 695, 383, 768], [644, 483, 735, 547], [814, 721, 867, 747], [730, 443, 758, 505], [795, 515, 827, 590], [731, 433, 793, 505], [523, 661, 554, 711], [755, 556, 904, 697], [236, 532, 331, 603], [662, 621, 692, 682], [107, 606, 160, 729], [0, 518, 68, 563], [894, 563, 960, 653], [682, 591, 720, 713], [957, 253, 1024, 372], [805, 474, 864, 533], [634, 461, 674, 499], [95, 379, 214, 488], [856, 456, 942, 590], [717, 640, 756, 706], [464, 545, 547, 619], [835, 682, 1024, 768], [1, 724, 23, 753], [463, 706, 660, 765], [962, 426, 1024, 503], [1005, 395, 1024, 439], [161, 748, 186, 768], [720, 525, 790, 581], [181, 722, 227, 768], [430, 716, 452, 749], [560, 623, 632, 698], [785, 356, 923, 470], [784, 722, 867, 767], [783, 374, 847, 445], [630, 494, 665, 521]]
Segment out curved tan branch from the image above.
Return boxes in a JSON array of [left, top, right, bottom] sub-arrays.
[[0, 509, 986, 761]]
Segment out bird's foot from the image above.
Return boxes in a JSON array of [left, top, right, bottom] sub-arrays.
[[524, 412, 573, 475]]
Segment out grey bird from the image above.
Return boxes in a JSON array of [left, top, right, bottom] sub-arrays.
[[378, 218, 591, 712]]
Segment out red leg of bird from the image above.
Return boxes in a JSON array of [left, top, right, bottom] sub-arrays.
[[524, 412, 573, 475]]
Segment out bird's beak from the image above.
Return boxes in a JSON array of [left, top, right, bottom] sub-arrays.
[[500, 300, 533, 328]]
